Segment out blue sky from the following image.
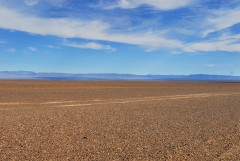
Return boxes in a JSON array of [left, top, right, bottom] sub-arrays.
[[0, 0, 240, 75]]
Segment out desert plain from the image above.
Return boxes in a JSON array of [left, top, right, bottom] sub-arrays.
[[0, 80, 239, 160]]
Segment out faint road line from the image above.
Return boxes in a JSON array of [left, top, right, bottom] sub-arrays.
[[0, 92, 240, 110], [0, 102, 22, 105], [56, 92, 240, 107]]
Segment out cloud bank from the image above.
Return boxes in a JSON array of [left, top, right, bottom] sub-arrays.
[[0, 1, 240, 53], [0, 5, 183, 50], [108, 0, 191, 10]]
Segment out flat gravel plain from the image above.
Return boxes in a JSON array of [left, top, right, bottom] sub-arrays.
[[0, 81, 239, 160]]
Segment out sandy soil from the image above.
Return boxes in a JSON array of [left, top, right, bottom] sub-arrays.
[[0, 81, 239, 160]]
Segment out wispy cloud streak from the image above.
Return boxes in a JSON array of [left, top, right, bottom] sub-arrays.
[[106, 0, 191, 10], [63, 42, 116, 52], [0, 5, 183, 50], [203, 7, 240, 36]]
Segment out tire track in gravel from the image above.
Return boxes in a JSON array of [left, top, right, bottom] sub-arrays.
[[57, 92, 240, 107], [0, 92, 240, 110]]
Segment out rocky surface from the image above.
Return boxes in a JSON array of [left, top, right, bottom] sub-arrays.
[[0, 81, 239, 160]]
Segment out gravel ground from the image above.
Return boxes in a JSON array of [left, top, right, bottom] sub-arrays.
[[0, 81, 239, 160]]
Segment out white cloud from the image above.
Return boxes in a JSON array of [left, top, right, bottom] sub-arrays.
[[205, 64, 216, 67], [6, 48, 16, 52], [28, 47, 37, 51], [184, 39, 240, 53], [108, 0, 191, 10], [24, 0, 40, 6], [63, 42, 116, 52], [0, 40, 6, 45], [219, 33, 240, 41], [47, 45, 61, 49], [203, 7, 240, 36], [45, 0, 66, 7], [0, 5, 183, 51], [171, 51, 182, 55], [189, 27, 240, 53], [24, 0, 66, 6], [0, 6, 109, 39]]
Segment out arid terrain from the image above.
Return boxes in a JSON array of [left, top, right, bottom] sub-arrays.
[[0, 81, 239, 160]]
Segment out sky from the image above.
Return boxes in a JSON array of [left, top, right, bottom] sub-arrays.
[[0, 0, 240, 75]]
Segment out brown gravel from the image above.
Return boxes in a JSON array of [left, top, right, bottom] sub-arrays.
[[0, 81, 239, 160]]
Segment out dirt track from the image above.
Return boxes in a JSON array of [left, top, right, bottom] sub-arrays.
[[0, 81, 240, 160]]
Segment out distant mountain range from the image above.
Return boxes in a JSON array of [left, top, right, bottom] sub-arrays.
[[0, 71, 240, 81]]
